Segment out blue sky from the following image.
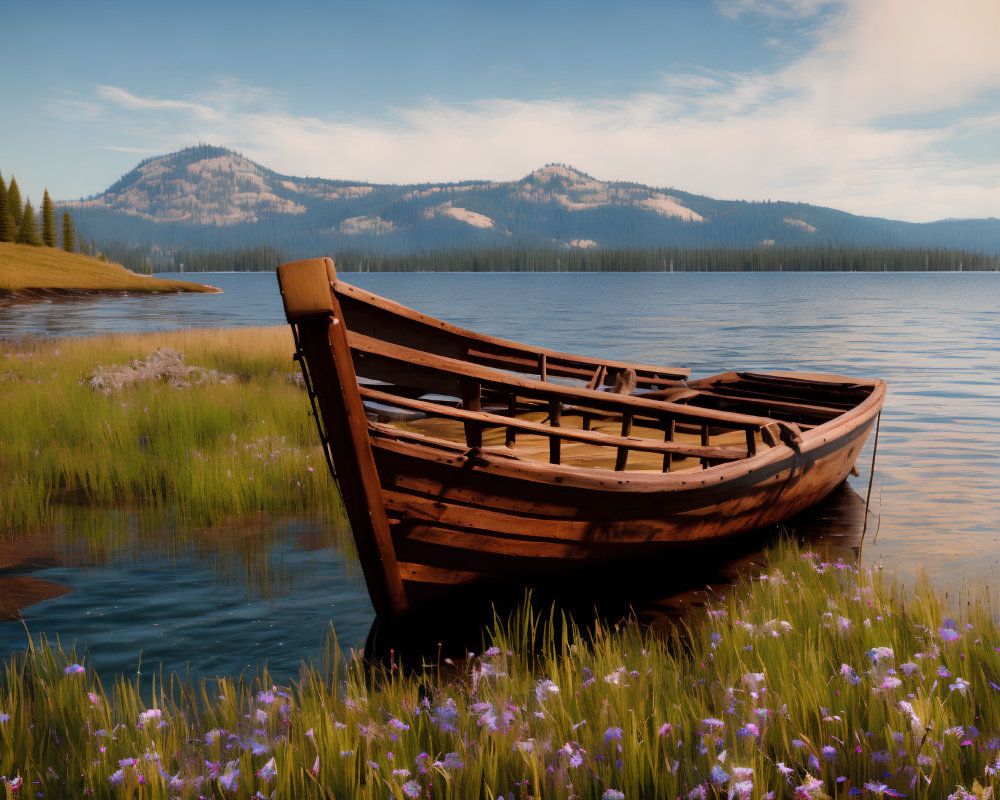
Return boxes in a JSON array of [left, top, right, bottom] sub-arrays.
[[3, 0, 999, 221]]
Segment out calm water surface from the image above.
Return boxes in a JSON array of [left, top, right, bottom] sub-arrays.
[[3, 271, 999, 680]]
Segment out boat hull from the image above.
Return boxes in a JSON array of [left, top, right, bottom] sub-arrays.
[[276, 256, 885, 619], [373, 404, 878, 606]]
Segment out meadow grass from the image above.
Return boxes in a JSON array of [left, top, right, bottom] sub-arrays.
[[2, 542, 999, 799], [0, 326, 338, 533], [0, 242, 215, 293]]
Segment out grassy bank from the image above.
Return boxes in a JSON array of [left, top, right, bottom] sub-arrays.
[[0, 327, 336, 533], [0, 242, 217, 294], [2, 543, 998, 799]]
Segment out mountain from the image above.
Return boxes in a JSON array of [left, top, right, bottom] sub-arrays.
[[61, 145, 1000, 258]]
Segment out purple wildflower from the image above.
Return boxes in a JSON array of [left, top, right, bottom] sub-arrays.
[[840, 663, 861, 684], [822, 745, 837, 761], [441, 753, 464, 770], [605, 727, 624, 744], [257, 758, 276, 782], [703, 718, 724, 730], [402, 779, 421, 798], [218, 762, 239, 792], [950, 677, 971, 695], [731, 780, 754, 799], [795, 775, 826, 799], [868, 647, 894, 665], [603, 791, 625, 800], [536, 678, 560, 702], [64, 664, 85, 675], [939, 627, 961, 643], [937, 666, 952, 678], [138, 709, 162, 726], [710, 765, 731, 785]]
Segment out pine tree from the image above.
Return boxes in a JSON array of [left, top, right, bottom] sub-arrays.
[[0, 171, 14, 242], [6, 177, 22, 227], [15, 199, 42, 246], [41, 189, 56, 247], [62, 211, 75, 252]]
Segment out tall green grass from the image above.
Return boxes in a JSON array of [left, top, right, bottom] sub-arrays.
[[0, 241, 215, 293], [0, 327, 337, 533], [3, 543, 1000, 799]]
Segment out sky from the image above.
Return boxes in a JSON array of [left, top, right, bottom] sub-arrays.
[[2, 0, 999, 222]]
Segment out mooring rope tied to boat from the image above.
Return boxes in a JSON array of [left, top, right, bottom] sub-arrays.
[[861, 409, 882, 548]]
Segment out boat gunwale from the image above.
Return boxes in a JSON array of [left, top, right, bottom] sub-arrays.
[[333, 278, 691, 380], [348, 329, 800, 434]]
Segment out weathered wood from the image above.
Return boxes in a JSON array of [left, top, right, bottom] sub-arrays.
[[505, 393, 517, 447], [360, 388, 749, 462], [548, 399, 561, 464], [460, 378, 483, 447], [334, 279, 691, 384], [286, 323, 408, 618], [348, 330, 785, 434], [662, 419, 676, 472], [278, 257, 886, 621], [615, 412, 634, 471]]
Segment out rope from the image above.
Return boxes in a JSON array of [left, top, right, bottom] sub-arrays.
[[861, 409, 882, 549]]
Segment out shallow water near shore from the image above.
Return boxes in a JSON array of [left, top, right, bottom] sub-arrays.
[[2, 270, 999, 680]]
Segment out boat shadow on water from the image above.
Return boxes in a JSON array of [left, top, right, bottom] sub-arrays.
[[363, 482, 873, 666]]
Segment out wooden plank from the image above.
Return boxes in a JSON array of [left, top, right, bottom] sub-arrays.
[[402, 523, 591, 558], [349, 331, 777, 433], [277, 257, 336, 321], [333, 279, 691, 381], [662, 419, 676, 472], [693, 390, 846, 420], [397, 561, 485, 585], [505, 393, 517, 447], [362, 389, 749, 461], [460, 378, 483, 447], [383, 489, 709, 544], [615, 412, 633, 471], [278, 258, 410, 618], [548, 399, 561, 464]]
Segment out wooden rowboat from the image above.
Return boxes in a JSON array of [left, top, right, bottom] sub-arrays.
[[277, 257, 885, 620]]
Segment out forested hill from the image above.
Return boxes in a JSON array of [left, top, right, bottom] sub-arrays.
[[61, 144, 1000, 261]]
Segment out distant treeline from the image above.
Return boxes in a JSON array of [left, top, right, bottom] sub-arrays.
[[102, 242, 1000, 274], [334, 246, 999, 272], [101, 244, 284, 273]]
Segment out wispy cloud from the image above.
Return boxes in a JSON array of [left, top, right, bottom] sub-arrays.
[[69, 0, 1000, 221], [715, 0, 838, 20]]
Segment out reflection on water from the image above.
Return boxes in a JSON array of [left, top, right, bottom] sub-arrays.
[[0, 486, 871, 678], [0, 507, 373, 683], [363, 482, 873, 663], [2, 271, 999, 675]]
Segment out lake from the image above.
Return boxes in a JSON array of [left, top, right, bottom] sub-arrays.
[[3, 270, 999, 680]]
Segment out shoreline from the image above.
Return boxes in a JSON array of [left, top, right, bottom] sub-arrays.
[[0, 284, 222, 305]]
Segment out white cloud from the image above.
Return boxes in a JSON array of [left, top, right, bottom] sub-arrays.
[[716, 0, 837, 20], [72, 0, 1000, 222]]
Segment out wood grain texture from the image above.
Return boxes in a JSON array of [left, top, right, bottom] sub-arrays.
[[277, 258, 886, 618]]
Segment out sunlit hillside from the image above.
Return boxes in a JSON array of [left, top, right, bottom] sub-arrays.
[[0, 242, 217, 293]]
